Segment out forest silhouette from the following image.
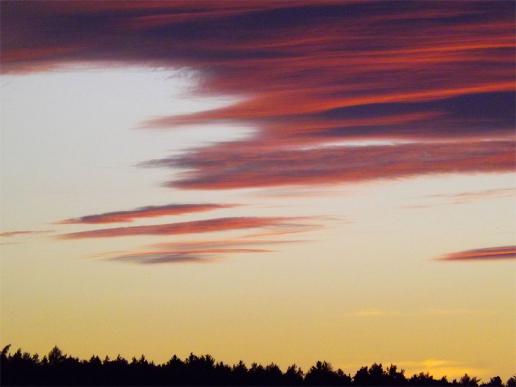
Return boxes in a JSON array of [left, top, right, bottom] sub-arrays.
[[1, 345, 515, 386]]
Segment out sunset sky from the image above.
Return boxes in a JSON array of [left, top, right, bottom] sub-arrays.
[[0, 0, 515, 380]]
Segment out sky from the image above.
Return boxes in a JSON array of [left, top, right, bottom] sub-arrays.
[[0, 0, 515, 380]]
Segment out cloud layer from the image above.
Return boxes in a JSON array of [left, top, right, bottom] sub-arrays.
[[3, 1, 514, 264], [2, 1, 514, 191]]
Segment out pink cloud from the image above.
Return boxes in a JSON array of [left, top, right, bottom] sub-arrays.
[[144, 140, 515, 190], [1, 2, 514, 191], [438, 246, 516, 261], [60, 217, 310, 239], [59, 203, 235, 224]]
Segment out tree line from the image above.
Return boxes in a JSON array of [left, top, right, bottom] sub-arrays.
[[1, 345, 514, 386]]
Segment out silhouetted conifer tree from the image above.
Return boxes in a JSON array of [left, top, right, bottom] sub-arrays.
[[0, 345, 511, 387]]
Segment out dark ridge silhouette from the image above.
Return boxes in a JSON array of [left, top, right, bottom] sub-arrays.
[[1, 345, 514, 386]]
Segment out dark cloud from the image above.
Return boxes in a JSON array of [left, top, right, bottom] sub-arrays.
[[3, 1, 514, 266], [108, 252, 214, 265], [108, 248, 271, 265], [143, 140, 515, 190], [2, 1, 514, 190]]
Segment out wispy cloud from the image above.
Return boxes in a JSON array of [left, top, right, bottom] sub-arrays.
[[59, 203, 236, 224], [146, 141, 514, 190], [112, 253, 213, 265], [108, 248, 270, 265], [404, 187, 516, 209], [151, 237, 298, 251], [96, 234, 306, 265], [427, 188, 516, 205], [437, 246, 516, 261], [0, 230, 52, 238], [60, 216, 312, 239]]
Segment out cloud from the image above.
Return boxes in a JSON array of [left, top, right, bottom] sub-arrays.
[[97, 234, 306, 265], [437, 246, 516, 261], [110, 252, 211, 265], [108, 248, 270, 265], [151, 237, 299, 251], [145, 140, 514, 190], [403, 187, 516, 209], [427, 187, 516, 205], [0, 231, 36, 238], [3, 2, 515, 267], [1, 1, 514, 192], [59, 203, 235, 224], [0, 230, 52, 238], [60, 216, 310, 239]]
